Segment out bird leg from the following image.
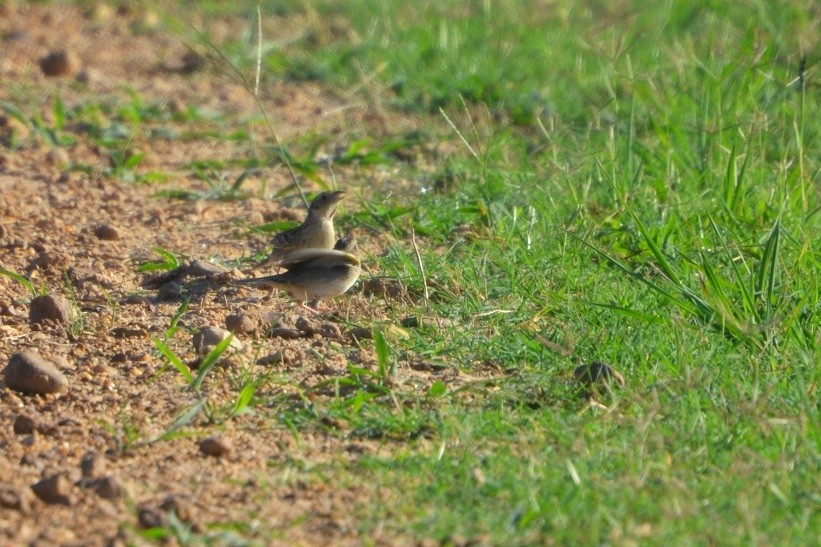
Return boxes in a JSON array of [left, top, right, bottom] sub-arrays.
[[301, 298, 331, 315]]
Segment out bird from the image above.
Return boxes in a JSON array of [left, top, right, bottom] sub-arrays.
[[255, 190, 345, 270], [333, 232, 356, 253], [236, 248, 361, 313]]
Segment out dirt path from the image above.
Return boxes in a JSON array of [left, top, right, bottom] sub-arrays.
[[0, 3, 430, 544]]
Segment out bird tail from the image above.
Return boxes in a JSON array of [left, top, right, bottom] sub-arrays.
[[234, 276, 283, 288]]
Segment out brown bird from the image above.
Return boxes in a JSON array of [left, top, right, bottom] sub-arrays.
[[255, 190, 345, 270], [333, 232, 357, 253], [237, 248, 361, 313]]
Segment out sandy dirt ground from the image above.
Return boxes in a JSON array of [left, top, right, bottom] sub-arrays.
[[0, 3, 465, 544]]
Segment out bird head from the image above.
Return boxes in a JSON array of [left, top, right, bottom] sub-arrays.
[[307, 191, 346, 218]]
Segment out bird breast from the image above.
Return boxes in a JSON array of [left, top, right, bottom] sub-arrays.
[[305, 218, 336, 248]]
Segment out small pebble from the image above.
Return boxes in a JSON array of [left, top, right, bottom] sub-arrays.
[[39, 50, 80, 77], [180, 50, 205, 74], [93, 224, 120, 241], [362, 277, 406, 299], [225, 313, 259, 334], [295, 316, 320, 335], [31, 474, 74, 505], [29, 294, 73, 326], [138, 506, 167, 529], [110, 326, 148, 339], [4, 350, 68, 395], [192, 326, 243, 356], [13, 414, 36, 434], [157, 281, 182, 301], [400, 316, 422, 328], [199, 436, 231, 458], [85, 476, 124, 500], [319, 323, 343, 340], [80, 452, 106, 478]]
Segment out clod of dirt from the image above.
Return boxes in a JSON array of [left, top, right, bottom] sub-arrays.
[[400, 315, 423, 328], [295, 316, 320, 335], [199, 436, 232, 458], [319, 323, 343, 340], [180, 50, 206, 74], [138, 506, 167, 529], [13, 414, 37, 434], [225, 313, 260, 334], [110, 326, 148, 339], [0, 484, 31, 512], [39, 50, 80, 77], [4, 350, 68, 395], [29, 294, 73, 326], [269, 327, 303, 339], [157, 281, 182, 301], [93, 224, 120, 241], [84, 476, 124, 500], [362, 277, 407, 299], [186, 259, 226, 277], [80, 452, 106, 478], [347, 326, 374, 341], [573, 361, 625, 389], [192, 326, 243, 356], [31, 474, 74, 505]]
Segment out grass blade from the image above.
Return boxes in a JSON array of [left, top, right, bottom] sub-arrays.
[[191, 334, 234, 391], [153, 338, 192, 383]]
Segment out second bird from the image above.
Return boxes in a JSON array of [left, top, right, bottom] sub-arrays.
[[256, 190, 345, 270], [237, 248, 361, 313]]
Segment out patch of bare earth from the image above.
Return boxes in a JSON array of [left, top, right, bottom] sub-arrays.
[[0, 2, 494, 544]]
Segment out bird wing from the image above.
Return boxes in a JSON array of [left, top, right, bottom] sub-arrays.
[[279, 249, 360, 269], [269, 224, 307, 251]]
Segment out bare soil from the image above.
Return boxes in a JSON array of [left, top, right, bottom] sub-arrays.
[[0, 3, 465, 544]]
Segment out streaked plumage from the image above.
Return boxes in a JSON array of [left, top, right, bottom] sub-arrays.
[[256, 191, 345, 270]]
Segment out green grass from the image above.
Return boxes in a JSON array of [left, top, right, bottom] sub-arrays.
[[13, 0, 817, 543], [169, 0, 820, 542]]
